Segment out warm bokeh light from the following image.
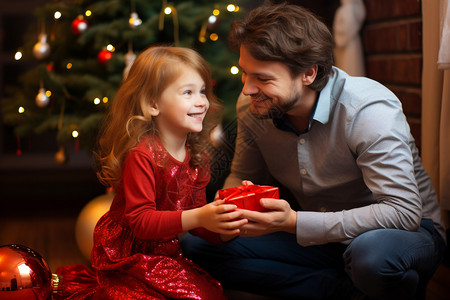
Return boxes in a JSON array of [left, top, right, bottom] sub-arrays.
[[230, 66, 239, 75], [45, 90, 52, 97], [54, 11, 61, 19], [15, 51, 22, 60], [164, 7, 172, 15], [210, 33, 218, 41], [213, 9, 220, 16], [102, 97, 109, 103], [72, 130, 79, 138], [227, 4, 236, 12], [85, 10, 92, 17], [18, 107, 25, 114], [66, 63, 72, 69], [94, 97, 101, 105], [106, 44, 115, 52]]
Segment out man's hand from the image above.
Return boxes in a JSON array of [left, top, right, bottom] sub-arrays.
[[238, 198, 297, 236]]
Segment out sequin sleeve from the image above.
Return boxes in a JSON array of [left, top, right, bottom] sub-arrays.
[[123, 148, 183, 240]]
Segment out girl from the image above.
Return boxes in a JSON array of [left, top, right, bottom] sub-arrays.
[[56, 46, 246, 299]]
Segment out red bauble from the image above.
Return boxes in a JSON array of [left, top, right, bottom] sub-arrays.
[[0, 244, 53, 300], [97, 49, 113, 65], [71, 16, 88, 35]]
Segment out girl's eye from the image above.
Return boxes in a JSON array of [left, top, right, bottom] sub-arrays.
[[183, 90, 192, 95], [200, 89, 206, 95]]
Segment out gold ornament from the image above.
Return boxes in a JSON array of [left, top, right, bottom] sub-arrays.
[[129, 12, 142, 28], [75, 189, 115, 260], [35, 87, 50, 107], [32, 33, 51, 60], [54, 147, 68, 165]]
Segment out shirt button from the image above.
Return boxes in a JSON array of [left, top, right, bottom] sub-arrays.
[[300, 169, 307, 175], [299, 138, 306, 144], [320, 207, 326, 212]]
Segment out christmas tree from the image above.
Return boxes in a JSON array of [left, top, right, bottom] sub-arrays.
[[2, 0, 246, 162]]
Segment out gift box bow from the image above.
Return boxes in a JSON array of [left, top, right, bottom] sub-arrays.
[[218, 185, 279, 211]]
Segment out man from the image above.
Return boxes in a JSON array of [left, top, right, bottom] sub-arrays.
[[181, 3, 446, 299]]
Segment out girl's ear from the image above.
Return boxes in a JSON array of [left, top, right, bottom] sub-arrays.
[[149, 104, 160, 116], [302, 65, 318, 86]]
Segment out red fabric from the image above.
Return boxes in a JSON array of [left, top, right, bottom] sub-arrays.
[[56, 136, 225, 299], [219, 185, 279, 211]]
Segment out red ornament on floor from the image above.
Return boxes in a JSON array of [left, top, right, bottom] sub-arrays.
[[0, 244, 53, 300]]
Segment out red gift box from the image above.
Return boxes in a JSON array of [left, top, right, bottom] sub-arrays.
[[218, 185, 279, 211]]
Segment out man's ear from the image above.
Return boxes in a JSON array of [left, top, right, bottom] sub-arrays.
[[302, 65, 318, 86]]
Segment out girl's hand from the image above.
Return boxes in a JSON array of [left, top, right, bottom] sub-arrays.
[[182, 200, 248, 235]]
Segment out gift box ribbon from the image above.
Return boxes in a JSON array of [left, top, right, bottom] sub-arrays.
[[218, 185, 279, 211]]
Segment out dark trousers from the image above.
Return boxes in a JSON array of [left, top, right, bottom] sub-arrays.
[[180, 219, 445, 299]]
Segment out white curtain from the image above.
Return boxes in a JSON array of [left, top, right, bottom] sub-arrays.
[[422, 0, 450, 227]]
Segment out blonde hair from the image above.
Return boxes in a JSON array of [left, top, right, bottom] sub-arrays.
[[95, 46, 221, 189]]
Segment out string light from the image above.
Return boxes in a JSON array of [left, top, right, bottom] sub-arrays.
[[94, 97, 101, 105], [210, 33, 218, 41], [164, 7, 172, 15], [14, 51, 22, 60], [102, 97, 109, 103], [106, 44, 115, 52], [66, 63, 72, 69], [85, 10, 92, 17], [18, 107, 25, 114], [208, 15, 217, 24], [54, 11, 61, 19], [213, 9, 220, 16], [45, 90, 52, 97], [227, 4, 236, 12], [72, 130, 79, 138], [230, 66, 239, 75]]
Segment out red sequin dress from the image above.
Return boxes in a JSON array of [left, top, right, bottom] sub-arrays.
[[55, 135, 226, 300]]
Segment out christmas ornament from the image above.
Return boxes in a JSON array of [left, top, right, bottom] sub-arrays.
[[97, 49, 113, 65], [46, 62, 54, 71], [32, 33, 50, 60], [71, 15, 88, 35], [35, 87, 50, 107], [123, 49, 136, 79], [129, 12, 142, 28], [75, 189, 114, 260], [0, 244, 53, 300], [54, 146, 68, 165]]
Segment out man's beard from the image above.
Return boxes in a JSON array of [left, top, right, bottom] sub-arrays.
[[250, 93, 298, 119]]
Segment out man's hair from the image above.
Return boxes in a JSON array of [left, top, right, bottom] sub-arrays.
[[228, 2, 334, 91]]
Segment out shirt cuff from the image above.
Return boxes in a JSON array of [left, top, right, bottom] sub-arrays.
[[296, 211, 327, 246]]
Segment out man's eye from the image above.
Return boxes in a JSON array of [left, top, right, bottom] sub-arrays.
[[258, 78, 269, 82]]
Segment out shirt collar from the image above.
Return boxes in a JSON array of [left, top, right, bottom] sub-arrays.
[[273, 67, 337, 134]]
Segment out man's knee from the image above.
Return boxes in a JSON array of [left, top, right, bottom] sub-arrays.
[[343, 229, 420, 299]]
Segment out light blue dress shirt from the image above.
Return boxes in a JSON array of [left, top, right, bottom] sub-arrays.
[[224, 67, 445, 246]]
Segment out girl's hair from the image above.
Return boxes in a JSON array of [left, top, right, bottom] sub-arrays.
[[228, 2, 334, 91], [95, 46, 221, 189]]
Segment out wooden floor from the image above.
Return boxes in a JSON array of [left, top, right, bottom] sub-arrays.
[[1, 214, 449, 299]]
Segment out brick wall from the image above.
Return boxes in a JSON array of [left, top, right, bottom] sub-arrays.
[[363, 0, 422, 149]]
